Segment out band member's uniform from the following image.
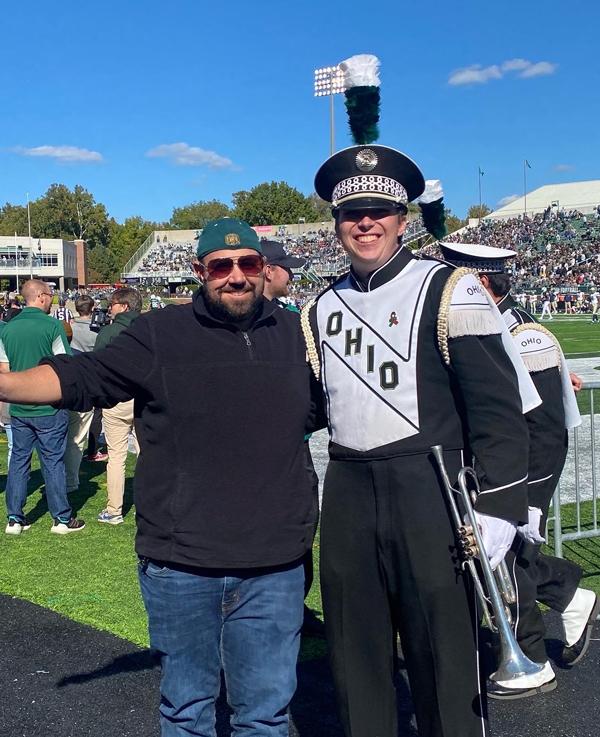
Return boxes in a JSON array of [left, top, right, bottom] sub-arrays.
[[439, 242, 598, 698], [301, 145, 540, 737]]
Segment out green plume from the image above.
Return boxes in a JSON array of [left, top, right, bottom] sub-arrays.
[[344, 86, 380, 145]]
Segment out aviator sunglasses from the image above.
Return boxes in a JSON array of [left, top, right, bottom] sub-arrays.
[[201, 254, 265, 280]]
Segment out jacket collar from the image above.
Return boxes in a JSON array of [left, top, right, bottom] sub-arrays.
[[349, 246, 414, 292]]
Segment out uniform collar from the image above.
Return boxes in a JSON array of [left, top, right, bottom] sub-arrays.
[[349, 246, 414, 292], [496, 293, 519, 315]]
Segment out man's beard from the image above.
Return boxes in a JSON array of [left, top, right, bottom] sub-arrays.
[[203, 285, 263, 323]]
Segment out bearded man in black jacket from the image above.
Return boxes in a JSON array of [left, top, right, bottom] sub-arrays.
[[0, 218, 325, 737]]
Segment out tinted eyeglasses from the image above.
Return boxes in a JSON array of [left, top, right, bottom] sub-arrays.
[[202, 254, 265, 280]]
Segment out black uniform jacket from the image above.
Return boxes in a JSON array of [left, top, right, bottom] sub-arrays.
[[497, 294, 567, 508], [43, 290, 325, 569], [308, 248, 530, 524]]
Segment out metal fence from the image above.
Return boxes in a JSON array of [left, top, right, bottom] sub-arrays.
[[552, 380, 600, 556]]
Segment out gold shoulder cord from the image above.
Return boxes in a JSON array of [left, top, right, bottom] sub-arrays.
[[511, 322, 562, 373], [437, 267, 479, 366], [301, 298, 320, 379]]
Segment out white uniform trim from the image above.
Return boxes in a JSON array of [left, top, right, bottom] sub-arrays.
[[478, 474, 528, 496], [528, 473, 553, 485]]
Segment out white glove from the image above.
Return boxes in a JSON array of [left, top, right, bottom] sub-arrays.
[[472, 511, 517, 570], [517, 506, 545, 544]]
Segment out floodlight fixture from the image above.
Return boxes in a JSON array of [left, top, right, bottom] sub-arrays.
[[313, 64, 347, 155]]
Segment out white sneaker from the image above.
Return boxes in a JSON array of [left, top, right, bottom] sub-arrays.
[[561, 588, 599, 665], [5, 518, 31, 535], [487, 661, 556, 700]]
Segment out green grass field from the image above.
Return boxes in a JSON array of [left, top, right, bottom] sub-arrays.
[[542, 313, 600, 358], [0, 437, 326, 659], [0, 314, 598, 656]]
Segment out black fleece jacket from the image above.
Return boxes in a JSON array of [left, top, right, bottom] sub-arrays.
[[43, 290, 325, 569]]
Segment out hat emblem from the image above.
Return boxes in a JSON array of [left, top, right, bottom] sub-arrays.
[[224, 233, 241, 246], [355, 148, 378, 172]]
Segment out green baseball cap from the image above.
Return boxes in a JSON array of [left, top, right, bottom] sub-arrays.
[[196, 218, 262, 259]]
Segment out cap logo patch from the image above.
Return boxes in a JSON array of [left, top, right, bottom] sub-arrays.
[[355, 148, 378, 172], [224, 233, 241, 246]]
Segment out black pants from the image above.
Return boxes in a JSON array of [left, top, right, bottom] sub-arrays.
[[320, 451, 486, 737], [510, 445, 582, 662]]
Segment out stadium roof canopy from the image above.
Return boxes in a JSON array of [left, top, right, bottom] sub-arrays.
[[487, 180, 600, 220]]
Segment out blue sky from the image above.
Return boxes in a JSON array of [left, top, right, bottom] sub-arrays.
[[2, 0, 599, 225]]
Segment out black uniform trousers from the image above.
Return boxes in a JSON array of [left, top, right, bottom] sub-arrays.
[[509, 444, 582, 663], [320, 450, 486, 737]]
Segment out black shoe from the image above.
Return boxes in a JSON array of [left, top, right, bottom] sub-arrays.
[[301, 606, 326, 638], [487, 678, 557, 700], [561, 594, 600, 666], [51, 517, 86, 535]]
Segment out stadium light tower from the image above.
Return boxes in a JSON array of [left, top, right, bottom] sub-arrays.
[[314, 65, 346, 156]]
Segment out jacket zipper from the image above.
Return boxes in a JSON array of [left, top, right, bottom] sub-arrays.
[[241, 331, 255, 360]]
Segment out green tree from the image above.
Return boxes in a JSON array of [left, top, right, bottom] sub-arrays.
[[87, 245, 119, 283], [444, 208, 466, 234], [170, 200, 230, 229], [232, 182, 318, 226], [306, 193, 333, 223], [0, 203, 28, 236], [108, 216, 157, 270], [0, 184, 111, 248], [466, 204, 491, 221]]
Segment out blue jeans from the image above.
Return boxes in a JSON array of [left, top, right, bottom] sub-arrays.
[[139, 559, 304, 737], [5, 410, 71, 522]]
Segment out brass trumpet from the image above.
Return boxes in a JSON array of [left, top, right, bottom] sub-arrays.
[[431, 445, 543, 683]]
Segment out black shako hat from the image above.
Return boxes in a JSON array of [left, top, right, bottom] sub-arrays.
[[439, 242, 517, 272], [261, 240, 307, 269], [314, 144, 426, 212]]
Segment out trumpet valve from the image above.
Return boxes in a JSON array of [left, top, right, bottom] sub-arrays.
[[458, 525, 478, 558]]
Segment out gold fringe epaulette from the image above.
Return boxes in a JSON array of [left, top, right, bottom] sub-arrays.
[[437, 267, 479, 365], [301, 298, 320, 379], [511, 322, 562, 373]]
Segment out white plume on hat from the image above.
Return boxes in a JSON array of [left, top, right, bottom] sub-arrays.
[[415, 179, 444, 205], [339, 54, 381, 89]]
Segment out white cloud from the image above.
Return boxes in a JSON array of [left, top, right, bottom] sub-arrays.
[[146, 142, 234, 169], [498, 194, 520, 207], [448, 65, 502, 86], [554, 163, 575, 172], [448, 58, 557, 86], [13, 145, 102, 163], [501, 58, 531, 72], [519, 61, 558, 78]]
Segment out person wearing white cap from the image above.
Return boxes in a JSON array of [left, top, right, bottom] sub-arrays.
[[301, 144, 541, 737], [440, 241, 597, 699]]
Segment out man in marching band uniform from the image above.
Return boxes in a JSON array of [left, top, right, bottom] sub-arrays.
[[440, 242, 598, 699], [301, 144, 540, 737]]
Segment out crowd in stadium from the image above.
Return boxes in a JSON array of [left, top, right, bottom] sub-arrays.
[[118, 208, 600, 310]]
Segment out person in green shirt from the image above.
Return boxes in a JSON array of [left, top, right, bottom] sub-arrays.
[[0, 279, 85, 535]]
